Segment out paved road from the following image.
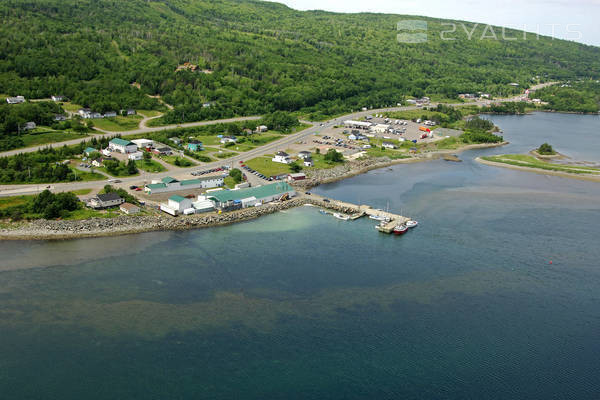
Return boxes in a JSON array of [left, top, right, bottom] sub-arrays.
[[0, 87, 555, 198]]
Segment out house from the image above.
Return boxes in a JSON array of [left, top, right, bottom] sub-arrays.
[[120, 203, 140, 215], [256, 125, 268, 133], [153, 147, 173, 156], [187, 140, 203, 152], [54, 114, 67, 121], [303, 158, 314, 167], [202, 102, 213, 108], [23, 122, 36, 131], [192, 196, 216, 214], [101, 148, 112, 157], [104, 111, 117, 118], [220, 136, 237, 145], [126, 109, 136, 116], [6, 96, 25, 104], [298, 151, 311, 160], [51, 95, 65, 102], [160, 195, 194, 216], [382, 142, 397, 150], [84, 147, 97, 156], [406, 99, 417, 105], [128, 151, 144, 161], [288, 173, 306, 182], [90, 112, 103, 119], [78, 109, 92, 118], [109, 138, 138, 154], [144, 175, 224, 195], [92, 156, 115, 167], [169, 137, 181, 146], [131, 139, 154, 149], [208, 182, 296, 210], [89, 193, 124, 209], [272, 151, 292, 164]]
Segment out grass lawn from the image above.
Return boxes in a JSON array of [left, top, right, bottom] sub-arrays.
[[482, 154, 600, 175], [0, 195, 34, 210], [161, 155, 196, 167], [135, 159, 166, 173], [72, 189, 93, 195], [71, 167, 107, 181], [214, 152, 238, 159], [97, 167, 139, 178], [61, 102, 84, 112], [64, 208, 122, 220], [20, 129, 88, 148], [245, 156, 292, 177], [201, 146, 222, 153], [138, 110, 163, 118], [224, 176, 238, 189], [92, 115, 142, 132]]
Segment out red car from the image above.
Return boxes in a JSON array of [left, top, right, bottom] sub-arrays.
[[135, 187, 142, 191]]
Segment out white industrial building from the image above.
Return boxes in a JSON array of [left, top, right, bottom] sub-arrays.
[[109, 138, 138, 154], [160, 195, 194, 216], [344, 120, 372, 129], [145, 176, 224, 195], [128, 151, 144, 161], [131, 139, 154, 149]]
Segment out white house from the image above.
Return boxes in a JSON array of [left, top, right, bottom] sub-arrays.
[[104, 111, 117, 118], [303, 158, 314, 167], [109, 138, 138, 154], [131, 139, 154, 149], [160, 195, 194, 216], [382, 142, 397, 149], [89, 193, 124, 209], [6, 96, 25, 104], [51, 95, 65, 102], [120, 203, 140, 214], [298, 151, 311, 159], [256, 125, 268, 133], [24, 122, 36, 131], [272, 151, 292, 164], [128, 151, 144, 161], [220, 136, 237, 144]]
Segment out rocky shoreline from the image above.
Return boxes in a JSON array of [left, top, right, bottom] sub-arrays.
[[0, 197, 359, 241]]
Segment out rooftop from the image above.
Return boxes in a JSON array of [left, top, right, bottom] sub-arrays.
[[110, 138, 134, 147], [169, 195, 187, 203], [97, 193, 122, 202], [209, 182, 294, 203]]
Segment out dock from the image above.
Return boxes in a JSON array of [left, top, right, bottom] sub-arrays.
[[304, 193, 410, 233]]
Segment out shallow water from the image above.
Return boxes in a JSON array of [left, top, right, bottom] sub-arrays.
[[1, 112, 600, 399]]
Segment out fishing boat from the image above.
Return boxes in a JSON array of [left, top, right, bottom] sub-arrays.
[[319, 209, 328, 215], [393, 224, 408, 235], [333, 213, 350, 221], [406, 220, 419, 228]]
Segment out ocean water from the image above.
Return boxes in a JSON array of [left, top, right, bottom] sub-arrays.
[[1, 112, 600, 399]]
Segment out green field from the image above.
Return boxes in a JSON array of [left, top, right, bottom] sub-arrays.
[[482, 154, 600, 175], [92, 115, 142, 131], [214, 152, 238, 159], [161, 155, 196, 167], [138, 110, 163, 118], [21, 129, 88, 148], [244, 156, 292, 177], [135, 159, 166, 173], [71, 167, 107, 181]]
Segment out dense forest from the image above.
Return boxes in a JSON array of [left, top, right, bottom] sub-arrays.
[[1, 0, 599, 124], [536, 81, 600, 113]]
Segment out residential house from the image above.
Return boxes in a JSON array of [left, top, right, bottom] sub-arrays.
[[153, 146, 173, 156], [303, 158, 314, 167], [54, 114, 67, 121], [202, 102, 213, 108], [169, 137, 181, 146], [126, 109, 136, 115], [24, 122, 36, 131], [78, 109, 92, 118], [104, 111, 117, 118], [6, 96, 25, 104], [272, 151, 292, 164], [120, 203, 140, 214], [128, 151, 144, 161], [220, 136, 237, 145], [144, 176, 224, 195], [382, 142, 397, 150], [208, 182, 296, 210], [256, 125, 268, 133], [84, 147, 97, 156], [160, 195, 194, 216], [297, 151, 311, 160], [187, 140, 203, 152], [92, 156, 115, 167], [89, 193, 124, 209], [109, 138, 138, 154], [51, 95, 65, 102]]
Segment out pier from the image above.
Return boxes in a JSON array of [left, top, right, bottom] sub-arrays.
[[304, 193, 410, 233]]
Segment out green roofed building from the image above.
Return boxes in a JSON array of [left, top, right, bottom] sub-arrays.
[[109, 137, 138, 154], [208, 182, 295, 209], [84, 147, 97, 156], [145, 175, 224, 194]]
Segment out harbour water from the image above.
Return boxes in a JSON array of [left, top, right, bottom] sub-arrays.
[[1, 112, 600, 399]]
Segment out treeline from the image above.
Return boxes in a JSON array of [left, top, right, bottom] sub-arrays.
[[536, 82, 600, 113], [0, 190, 80, 220], [1, 0, 599, 124], [482, 102, 528, 114], [460, 117, 503, 144]]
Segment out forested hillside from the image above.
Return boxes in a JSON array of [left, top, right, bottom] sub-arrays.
[[1, 0, 599, 122]]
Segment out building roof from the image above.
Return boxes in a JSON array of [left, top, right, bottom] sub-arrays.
[[209, 182, 294, 203], [275, 151, 289, 157], [97, 193, 122, 202], [109, 138, 134, 147], [146, 183, 167, 190], [169, 195, 187, 203], [288, 173, 306, 179], [120, 202, 139, 210], [162, 176, 179, 184], [84, 147, 97, 154]]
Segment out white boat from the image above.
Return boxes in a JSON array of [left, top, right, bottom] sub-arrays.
[[369, 215, 390, 222], [333, 213, 350, 221], [406, 220, 419, 228]]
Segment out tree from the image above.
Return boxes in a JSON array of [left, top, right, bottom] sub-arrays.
[[538, 143, 555, 155], [143, 151, 152, 161], [324, 148, 344, 163], [289, 162, 302, 173], [229, 168, 243, 183], [126, 159, 138, 175]]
